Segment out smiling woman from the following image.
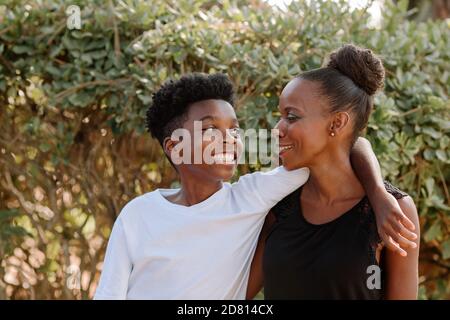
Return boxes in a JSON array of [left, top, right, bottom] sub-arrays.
[[247, 44, 420, 300]]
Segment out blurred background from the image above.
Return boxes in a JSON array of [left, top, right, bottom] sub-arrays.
[[0, 0, 448, 299]]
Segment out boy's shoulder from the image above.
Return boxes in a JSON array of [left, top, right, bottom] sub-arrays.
[[116, 190, 161, 222], [231, 166, 309, 185]]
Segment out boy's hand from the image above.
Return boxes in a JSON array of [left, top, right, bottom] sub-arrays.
[[371, 189, 418, 257]]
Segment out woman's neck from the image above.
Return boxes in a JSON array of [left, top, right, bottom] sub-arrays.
[[168, 170, 223, 206], [305, 149, 365, 205]]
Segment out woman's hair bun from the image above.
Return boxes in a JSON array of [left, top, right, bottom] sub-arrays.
[[326, 44, 385, 95]]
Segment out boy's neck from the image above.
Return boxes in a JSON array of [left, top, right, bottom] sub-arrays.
[[166, 171, 224, 207]]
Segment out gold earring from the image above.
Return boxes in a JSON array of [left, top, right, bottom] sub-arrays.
[[330, 132, 335, 137]]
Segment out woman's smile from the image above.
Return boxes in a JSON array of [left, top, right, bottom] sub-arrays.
[[279, 144, 294, 156]]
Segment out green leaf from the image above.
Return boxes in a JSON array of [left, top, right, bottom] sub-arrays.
[[424, 220, 442, 242], [137, 94, 152, 104], [89, 50, 108, 60], [442, 240, 450, 260], [435, 150, 447, 162], [39, 143, 52, 152], [422, 127, 442, 139], [423, 149, 434, 161], [68, 92, 93, 106], [45, 64, 61, 77], [12, 45, 31, 54], [425, 178, 435, 196], [1, 225, 29, 237], [0, 209, 20, 221]]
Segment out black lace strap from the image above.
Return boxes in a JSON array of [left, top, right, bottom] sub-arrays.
[[271, 181, 407, 222], [359, 181, 408, 261], [383, 181, 408, 199]]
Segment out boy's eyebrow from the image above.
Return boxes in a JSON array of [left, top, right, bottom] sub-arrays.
[[198, 115, 216, 121], [198, 115, 239, 125]]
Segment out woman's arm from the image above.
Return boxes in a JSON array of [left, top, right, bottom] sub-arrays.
[[350, 137, 417, 256], [246, 212, 276, 300], [384, 196, 420, 299]]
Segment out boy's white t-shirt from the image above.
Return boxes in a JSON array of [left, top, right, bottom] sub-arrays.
[[94, 166, 309, 300]]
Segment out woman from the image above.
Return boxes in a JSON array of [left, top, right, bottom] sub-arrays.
[[247, 44, 420, 299]]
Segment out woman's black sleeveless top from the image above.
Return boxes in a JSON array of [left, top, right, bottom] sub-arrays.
[[263, 181, 407, 300]]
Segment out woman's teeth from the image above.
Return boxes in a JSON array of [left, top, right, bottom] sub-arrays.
[[280, 145, 293, 152], [213, 153, 235, 164]]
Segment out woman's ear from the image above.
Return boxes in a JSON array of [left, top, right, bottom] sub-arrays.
[[329, 111, 350, 136]]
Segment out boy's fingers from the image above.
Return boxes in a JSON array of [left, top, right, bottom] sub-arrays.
[[386, 224, 417, 250], [389, 216, 418, 242], [395, 209, 415, 231], [380, 231, 407, 257]]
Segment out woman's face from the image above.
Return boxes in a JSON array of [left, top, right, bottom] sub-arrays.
[[276, 78, 334, 170]]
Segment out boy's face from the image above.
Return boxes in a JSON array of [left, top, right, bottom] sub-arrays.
[[166, 99, 243, 182]]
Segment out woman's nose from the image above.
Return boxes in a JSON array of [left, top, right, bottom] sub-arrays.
[[275, 119, 287, 138]]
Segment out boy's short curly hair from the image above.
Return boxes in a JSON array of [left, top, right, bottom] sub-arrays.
[[145, 73, 235, 145]]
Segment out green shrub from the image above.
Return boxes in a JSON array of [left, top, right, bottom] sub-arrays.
[[0, 0, 448, 299]]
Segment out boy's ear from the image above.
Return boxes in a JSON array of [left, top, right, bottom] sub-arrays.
[[163, 137, 176, 160], [329, 111, 350, 135]]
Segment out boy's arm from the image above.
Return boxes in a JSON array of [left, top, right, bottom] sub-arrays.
[[94, 218, 131, 300], [246, 212, 276, 299], [231, 166, 309, 212], [350, 137, 417, 256], [385, 196, 420, 299]]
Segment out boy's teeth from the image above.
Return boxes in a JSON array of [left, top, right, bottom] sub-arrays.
[[213, 153, 235, 163]]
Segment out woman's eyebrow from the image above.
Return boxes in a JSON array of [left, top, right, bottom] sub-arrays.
[[285, 105, 304, 113]]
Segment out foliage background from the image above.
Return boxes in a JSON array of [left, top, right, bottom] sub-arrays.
[[0, 0, 448, 299]]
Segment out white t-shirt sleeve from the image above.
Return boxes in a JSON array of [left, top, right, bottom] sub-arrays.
[[94, 217, 132, 300], [230, 166, 309, 212]]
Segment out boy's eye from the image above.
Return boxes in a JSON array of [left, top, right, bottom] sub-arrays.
[[228, 127, 241, 137], [202, 127, 222, 137]]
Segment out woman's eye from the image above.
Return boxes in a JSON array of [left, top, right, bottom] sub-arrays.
[[286, 113, 300, 122]]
